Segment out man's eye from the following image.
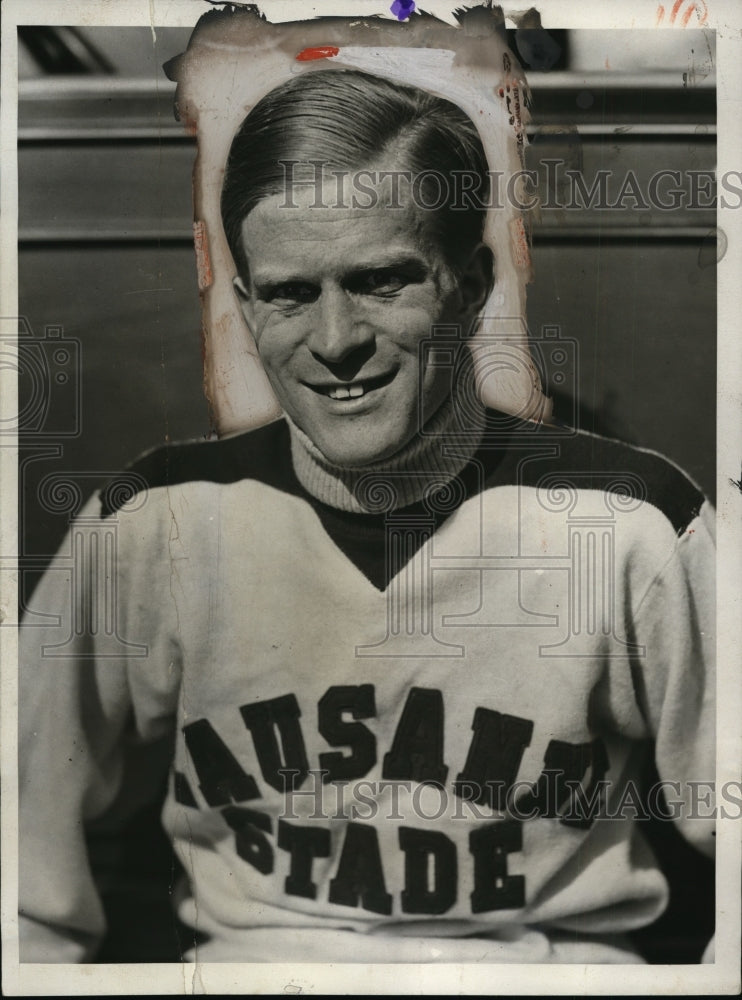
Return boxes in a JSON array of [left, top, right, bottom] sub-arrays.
[[268, 283, 318, 305], [352, 270, 408, 296]]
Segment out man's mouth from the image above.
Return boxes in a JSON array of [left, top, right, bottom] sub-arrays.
[[310, 372, 396, 400], [327, 384, 366, 400]]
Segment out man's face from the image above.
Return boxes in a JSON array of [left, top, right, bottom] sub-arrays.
[[236, 176, 489, 467]]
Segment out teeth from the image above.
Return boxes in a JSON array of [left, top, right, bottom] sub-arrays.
[[328, 383, 365, 400]]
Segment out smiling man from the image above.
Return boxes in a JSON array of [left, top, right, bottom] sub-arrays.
[[220, 68, 496, 490], [233, 180, 490, 469], [19, 68, 715, 965]]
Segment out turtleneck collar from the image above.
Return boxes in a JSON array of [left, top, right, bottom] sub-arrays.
[[287, 379, 487, 514]]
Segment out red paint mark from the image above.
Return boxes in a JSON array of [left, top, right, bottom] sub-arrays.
[[510, 217, 532, 273], [682, 0, 707, 26], [296, 46, 340, 61], [181, 112, 198, 138], [193, 220, 213, 292], [659, 0, 708, 26]]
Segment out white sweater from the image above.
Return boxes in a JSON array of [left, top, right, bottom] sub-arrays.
[[19, 414, 715, 963]]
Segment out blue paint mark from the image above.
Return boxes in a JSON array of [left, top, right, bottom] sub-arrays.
[[391, 0, 416, 21]]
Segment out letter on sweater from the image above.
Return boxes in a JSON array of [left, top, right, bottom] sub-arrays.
[[454, 708, 534, 809], [328, 822, 393, 915], [222, 806, 274, 875], [277, 820, 332, 900], [240, 693, 310, 792], [469, 820, 525, 912], [515, 737, 609, 827], [382, 687, 448, 784], [318, 684, 377, 781], [183, 718, 260, 805], [399, 827, 457, 915]]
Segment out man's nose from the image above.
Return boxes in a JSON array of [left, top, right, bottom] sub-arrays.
[[306, 285, 374, 364]]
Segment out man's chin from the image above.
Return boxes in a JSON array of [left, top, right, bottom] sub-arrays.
[[317, 399, 449, 469], [317, 442, 408, 470], [308, 425, 416, 470]]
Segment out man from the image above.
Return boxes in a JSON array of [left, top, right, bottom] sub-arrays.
[[19, 68, 714, 964]]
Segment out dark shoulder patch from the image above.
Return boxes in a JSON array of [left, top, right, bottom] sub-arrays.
[[481, 423, 705, 535], [100, 419, 297, 517]]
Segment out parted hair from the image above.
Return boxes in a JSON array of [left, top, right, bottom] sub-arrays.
[[221, 68, 491, 279]]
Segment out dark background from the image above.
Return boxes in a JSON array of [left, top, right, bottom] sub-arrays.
[[16, 25, 716, 963]]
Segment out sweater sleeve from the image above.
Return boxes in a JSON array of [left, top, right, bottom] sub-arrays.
[[18, 492, 182, 963], [628, 499, 716, 857]]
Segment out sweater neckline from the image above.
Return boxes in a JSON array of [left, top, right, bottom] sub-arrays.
[[286, 384, 487, 514]]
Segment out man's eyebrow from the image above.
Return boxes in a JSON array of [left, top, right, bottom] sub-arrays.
[[343, 254, 429, 276], [252, 273, 316, 293]]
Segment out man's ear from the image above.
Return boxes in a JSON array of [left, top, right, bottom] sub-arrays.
[[233, 274, 254, 327], [459, 243, 495, 322]]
